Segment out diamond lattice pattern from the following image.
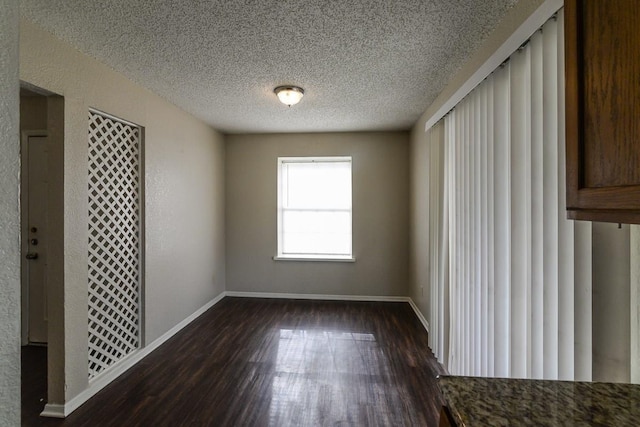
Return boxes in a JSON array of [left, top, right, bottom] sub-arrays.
[[87, 111, 141, 380]]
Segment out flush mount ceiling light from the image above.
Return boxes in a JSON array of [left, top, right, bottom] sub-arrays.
[[274, 86, 304, 106]]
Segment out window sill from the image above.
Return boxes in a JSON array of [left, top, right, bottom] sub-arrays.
[[273, 255, 356, 263]]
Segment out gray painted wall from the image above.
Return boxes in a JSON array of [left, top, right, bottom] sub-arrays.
[[592, 223, 631, 382], [409, 119, 432, 323], [225, 132, 409, 297], [20, 19, 226, 404], [408, 120, 450, 368], [0, 0, 20, 424]]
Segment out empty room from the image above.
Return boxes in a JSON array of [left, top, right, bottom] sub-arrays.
[[2, 0, 640, 426]]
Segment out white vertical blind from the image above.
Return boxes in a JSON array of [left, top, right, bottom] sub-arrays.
[[554, 12, 575, 381], [509, 40, 532, 379], [540, 16, 560, 380], [428, 10, 594, 380], [479, 82, 489, 377], [446, 115, 459, 371], [530, 26, 545, 379], [493, 64, 511, 378], [427, 121, 448, 365]]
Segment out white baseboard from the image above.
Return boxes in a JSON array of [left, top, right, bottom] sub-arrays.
[[407, 298, 430, 334], [40, 404, 65, 418], [225, 290, 410, 303], [41, 291, 226, 418]]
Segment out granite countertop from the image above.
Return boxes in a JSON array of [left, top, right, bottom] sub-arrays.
[[438, 375, 640, 426]]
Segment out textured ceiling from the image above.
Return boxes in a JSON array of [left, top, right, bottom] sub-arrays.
[[21, 0, 518, 134]]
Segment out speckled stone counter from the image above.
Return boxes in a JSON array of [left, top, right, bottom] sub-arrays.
[[438, 375, 640, 426]]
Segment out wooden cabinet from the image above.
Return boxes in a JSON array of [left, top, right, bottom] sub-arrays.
[[439, 406, 457, 427], [565, 0, 640, 223]]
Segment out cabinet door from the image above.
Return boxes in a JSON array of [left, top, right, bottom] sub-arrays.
[[565, 0, 640, 223]]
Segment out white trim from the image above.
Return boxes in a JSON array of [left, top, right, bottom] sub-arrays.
[[88, 107, 140, 128], [41, 291, 226, 418], [40, 404, 65, 419], [277, 156, 353, 259], [273, 256, 356, 263], [424, 0, 563, 131], [225, 291, 409, 303], [279, 156, 352, 164], [408, 298, 431, 334]]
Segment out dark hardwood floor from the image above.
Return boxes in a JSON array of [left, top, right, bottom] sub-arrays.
[[23, 297, 447, 426], [22, 345, 48, 427]]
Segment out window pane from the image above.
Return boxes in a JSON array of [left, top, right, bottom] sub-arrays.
[[278, 157, 353, 258], [283, 162, 351, 209], [282, 210, 351, 255]]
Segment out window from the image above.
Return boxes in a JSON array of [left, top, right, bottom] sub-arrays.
[[276, 157, 353, 261]]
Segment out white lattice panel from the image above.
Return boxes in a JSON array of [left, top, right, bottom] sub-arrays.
[[87, 111, 141, 380]]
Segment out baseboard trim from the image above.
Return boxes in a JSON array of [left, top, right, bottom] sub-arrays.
[[407, 298, 430, 334], [224, 291, 410, 303], [41, 291, 226, 418], [40, 404, 65, 419]]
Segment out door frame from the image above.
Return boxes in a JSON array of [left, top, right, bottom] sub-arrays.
[[20, 129, 48, 346]]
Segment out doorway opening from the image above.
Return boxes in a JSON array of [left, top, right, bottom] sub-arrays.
[[19, 82, 64, 424]]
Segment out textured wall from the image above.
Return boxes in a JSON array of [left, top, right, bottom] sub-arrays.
[[592, 223, 631, 383], [225, 132, 409, 297], [20, 19, 226, 405], [0, 0, 20, 425], [417, 0, 548, 128], [408, 123, 432, 321]]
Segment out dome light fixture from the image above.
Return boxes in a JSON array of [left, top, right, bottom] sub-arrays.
[[274, 85, 304, 106]]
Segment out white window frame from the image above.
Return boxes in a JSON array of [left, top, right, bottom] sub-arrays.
[[275, 156, 355, 262]]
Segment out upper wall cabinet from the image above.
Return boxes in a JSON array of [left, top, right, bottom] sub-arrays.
[[565, 0, 640, 223]]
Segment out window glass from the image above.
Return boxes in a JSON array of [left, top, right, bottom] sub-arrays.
[[278, 157, 352, 259]]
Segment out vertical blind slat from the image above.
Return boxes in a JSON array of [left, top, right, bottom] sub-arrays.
[[542, 15, 560, 380], [474, 92, 483, 375], [530, 26, 545, 379], [510, 46, 531, 379], [493, 63, 511, 378], [480, 81, 489, 377], [553, 13, 574, 381], [486, 75, 496, 378], [465, 97, 471, 372], [438, 121, 449, 365], [455, 105, 461, 373], [447, 112, 455, 372], [463, 98, 471, 374], [467, 96, 476, 374]]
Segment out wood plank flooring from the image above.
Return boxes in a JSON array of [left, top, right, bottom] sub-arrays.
[[22, 345, 48, 427], [23, 297, 447, 426]]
